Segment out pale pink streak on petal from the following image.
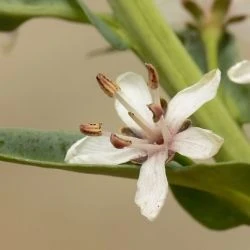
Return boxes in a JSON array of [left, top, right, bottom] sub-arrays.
[[166, 69, 221, 134], [170, 127, 224, 159], [135, 151, 168, 221], [65, 136, 146, 165]]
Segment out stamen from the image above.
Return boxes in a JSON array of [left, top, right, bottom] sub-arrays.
[[147, 103, 164, 123], [158, 117, 168, 144], [110, 134, 132, 149], [120, 127, 139, 138], [115, 92, 153, 129], [145, 63, 161, 105], [130, 143, 164, 154], [160, 98, 168, 115], [96, 73, 120, 97], [113, 86, 158, 139], [120, 134, 149, 144], [80, 123, 102, 136], [145, 63, 159, 89], [179, 119, 192, 132], [128, 112, 157, 139]]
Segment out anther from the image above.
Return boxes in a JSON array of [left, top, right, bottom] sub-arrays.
[[145, 63, 159, 89], [96, 73, 120, 97], [120, 127, 139, 138], [80, 123, 102, 136], [110, 134, 132, 149], [160, 98, 168, 115], [147, 104, 164, 123], [179, 119, 192, 133]]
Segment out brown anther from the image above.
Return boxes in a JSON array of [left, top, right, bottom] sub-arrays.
[[179, 119, 192, 133], [147, 103, 164, 123], [110, 134, 132, 149], [96, 73, 120, 97], [120, 127, 139, 138], [80, 123, 102, 136], [128, 111, 136, 119], [160, 98, 168, 115], [145, 63, 159, 89]]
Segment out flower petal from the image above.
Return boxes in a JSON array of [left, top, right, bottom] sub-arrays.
[[166, 69, 221, 134], [170, 127, 224, 159], [227, 60, 250, 84], [114, 72, 154, 133], [135, 151, 168, 221], [65, 136, 146, 165]]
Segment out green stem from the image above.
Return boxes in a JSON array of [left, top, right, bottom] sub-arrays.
[[109, 0, 250, 162], [201, 25, 221, 70]]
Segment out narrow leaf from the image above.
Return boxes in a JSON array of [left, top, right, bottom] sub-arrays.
[[75, 0, 128, 50], [0, 128, 250, 230], [182, 0, 204, 21], [0, 0, 91, 31], [0, 128, 139, 178], [171, 179, 249, 230]]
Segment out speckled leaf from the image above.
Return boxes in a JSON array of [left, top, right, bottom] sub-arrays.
[[0, 128, 250, 230]]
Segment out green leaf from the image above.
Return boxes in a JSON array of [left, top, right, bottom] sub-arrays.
[[75, 0, 128, 50], [0, 128, 250, 230], [0, 0, 91, 31], [0, 128, 139, 178], [182, 0, 204, 21], [178, 28, 250, 124], [171, 185, 249, 230], [178, 28, 207, 72], [0, 0, 128, 49]]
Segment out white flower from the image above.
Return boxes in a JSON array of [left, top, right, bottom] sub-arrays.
[[65, 64, 224, 221], [228, 60, 250, 84]]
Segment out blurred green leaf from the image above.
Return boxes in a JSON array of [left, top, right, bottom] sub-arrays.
[[171, 166, 250, 230], [0, 0, 128, 50], [178, 28, 207, 72], [0, 128, 250, 230], [178, 28, 250, 124], [75, 0, 128, 50], [218, 33, 250, 124], [0, 0, 91, 31]]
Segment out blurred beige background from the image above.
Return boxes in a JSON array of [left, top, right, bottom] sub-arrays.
[[0, 1, 249, 249]]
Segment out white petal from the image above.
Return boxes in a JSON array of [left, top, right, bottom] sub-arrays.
[[166, 69, 221, 134], [227, 60, 250, 84], [65, 136, 146, 165], [114, 72, 154, 132], [135, 151, 168, 221], [170, 127, 224, 160]]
